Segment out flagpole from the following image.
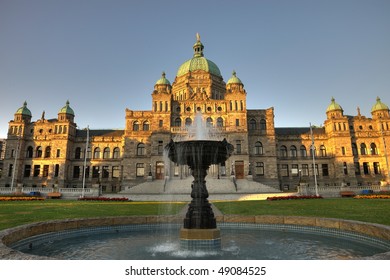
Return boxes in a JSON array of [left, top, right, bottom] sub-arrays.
[[81, 126, 89, 198], [310, 123, 319, 196]]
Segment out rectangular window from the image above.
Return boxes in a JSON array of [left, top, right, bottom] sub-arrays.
[[322, 164, 329, 176], [54, 164, 59, 177], [43, 165, 49, 177], [8, 164, 13, 177], [102, 166, 109, 178], [291, 164, 299, 177], [84, 166, 90, 178], [159, 120, 163, 128], [354, 162, 361, 175], [343, 162, 348, 175], [301, 164, 309, 176], [363, 162, 370, 175], [24, 165, 31, 177], [373, 162, 381, 174], [73, 166, 81, 178], [255, 162, 264, 176], [112, 166, 120, 178], [92, 166, 100, 178], [236, 140, 241, 154], [281, 164, 289, 177], [235, 119, 240, 126], [341, 147, 346, 155], [56, 149, 61, 158], [33, 165, 40, 177], [136, 163, 145, 177]]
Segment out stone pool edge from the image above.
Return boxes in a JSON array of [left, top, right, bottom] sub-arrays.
[[1, 215, 389, 260]]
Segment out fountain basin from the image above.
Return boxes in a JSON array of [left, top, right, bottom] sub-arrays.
[[1, 215, 389, 260]]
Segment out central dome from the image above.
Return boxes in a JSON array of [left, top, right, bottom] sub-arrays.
[[176, 34, 222, 78]]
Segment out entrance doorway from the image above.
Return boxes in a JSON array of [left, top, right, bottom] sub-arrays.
[[155, 161, 165, 179], [235, 161, 244, 179]]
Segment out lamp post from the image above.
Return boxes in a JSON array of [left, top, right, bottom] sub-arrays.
[[310, 123, 319, 196]]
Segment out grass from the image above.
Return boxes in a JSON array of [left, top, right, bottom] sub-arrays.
[[0, 198, 389, 231], [0, 200, 185, 231], [214, 198, 390, 226]]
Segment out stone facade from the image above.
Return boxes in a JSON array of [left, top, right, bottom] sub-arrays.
[[1, 36, 389, 192]]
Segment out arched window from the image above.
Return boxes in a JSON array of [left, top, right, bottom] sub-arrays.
[[185, 118, 192, 127], [260, 119, 266, 131], [254, 141, 263, 155], [370, 143, 378, 155], [137, 143, 146, 156], [290, 145, 297, 157], [300, 145, 307, 157], [320, 145, 327, 157], [103, 147, 110, 159], [280, 146, 287, 157], [217, 117, 224, 127], [36, 146, 42, 158], [143, 121, 150, 131], [174, 118, 181, 127], [75, 147, 82, 159], [26, 146, 33, 158], [94, 147, 101, 159], [310, 145, 316, 157], [206, 117, 213, 127], [249, 119, 256, 130], [113, 147, 120, 159], [133, 121, 140, 131], [44, 146, 51, 158], [360, 143, 367, 155]]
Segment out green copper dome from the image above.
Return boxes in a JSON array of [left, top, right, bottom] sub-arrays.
[[176, 34, 222, 78], [227, 71, 243, 85], [371, 96, 389, 113], [155, 72, 171, 85], [59, 100, 75, 116], [326, 97, 343, 112], [15, 101, 32, 116]]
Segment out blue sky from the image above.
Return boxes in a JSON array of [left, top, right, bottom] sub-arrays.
[[0, 0, 389, 138]]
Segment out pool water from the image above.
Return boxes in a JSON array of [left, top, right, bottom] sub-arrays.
[[11, 223, 389, 260]]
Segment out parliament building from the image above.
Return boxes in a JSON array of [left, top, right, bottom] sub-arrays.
[[1, 35, 389, 193]]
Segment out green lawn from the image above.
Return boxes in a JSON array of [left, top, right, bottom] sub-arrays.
[[214, 198, 390, 226], [0, 200, 185, 231], [0, 198, 389, 231]]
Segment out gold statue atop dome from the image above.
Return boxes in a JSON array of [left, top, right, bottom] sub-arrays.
[[196, 32, 200, 42]]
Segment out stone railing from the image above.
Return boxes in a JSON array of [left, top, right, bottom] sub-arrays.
[[297, 184, 386, 197], [0, 187, 98, 198]]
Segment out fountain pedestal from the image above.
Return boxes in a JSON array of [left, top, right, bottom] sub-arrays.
[[165, 139, 233, 250]]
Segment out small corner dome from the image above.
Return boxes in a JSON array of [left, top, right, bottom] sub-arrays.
[[326, 97, 343, 112], [371, 97, 389, 113], [155, 72, 171, 85], [15, 101, 32, 116], [227, 71, 243, 85], [59, 100, 75, 116]]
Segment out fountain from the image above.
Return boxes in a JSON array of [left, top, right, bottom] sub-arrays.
[[165, 138, 234, 250]]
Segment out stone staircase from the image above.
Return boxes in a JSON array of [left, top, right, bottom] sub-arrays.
[[120, 176, 281, 195]]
